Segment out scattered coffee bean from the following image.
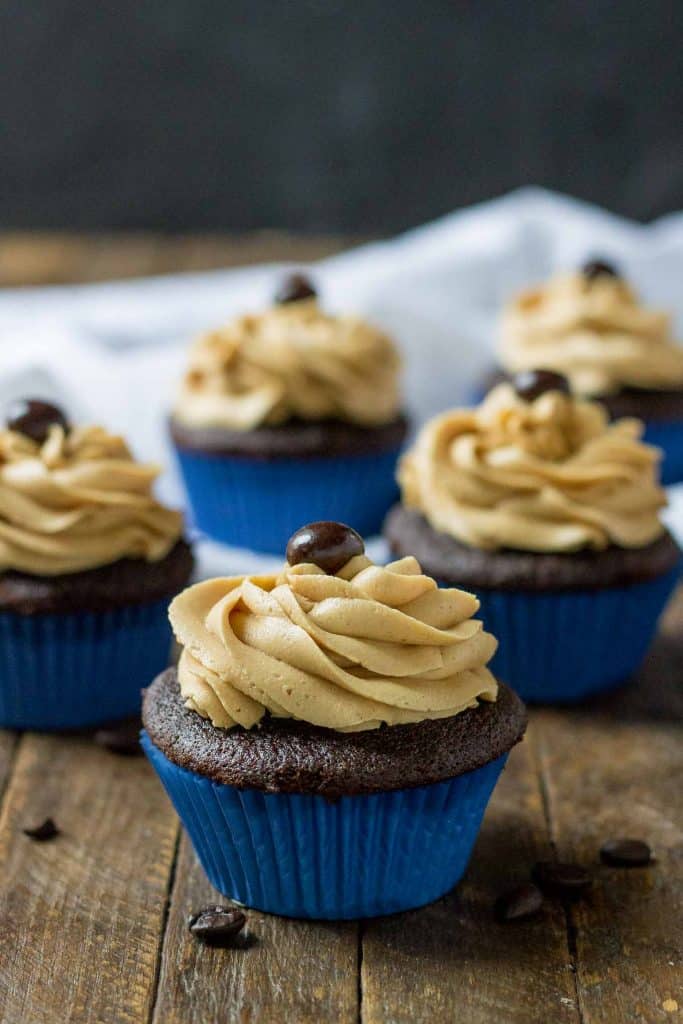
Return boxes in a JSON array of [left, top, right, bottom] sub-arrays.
[[189, 906, 247, 946], [5, 399, 70, 444], [23, 817, 60, 841], [581, 258, 620, 282], [495, 882, 543, 923], [513, 368, 571, 402], [532, 861, 592, 901], [286, 521, 365, 575], [275, 273, 317, 305], [600, 838, 652, 867], [94, 717, 143, 756]]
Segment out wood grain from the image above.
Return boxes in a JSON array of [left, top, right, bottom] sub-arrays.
[[0, 735, 179, 1024], [0, 233, 681, 1023], [0, 731, 20, 802], [361, 736, 580, 1024], [534, 586, 683, 1024], [151, 833, 359, 1024], [0, 232, 362, 287]]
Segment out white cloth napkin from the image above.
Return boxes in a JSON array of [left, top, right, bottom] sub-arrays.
[[0, 186, 681, 574]]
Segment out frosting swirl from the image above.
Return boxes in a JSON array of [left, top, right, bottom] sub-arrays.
[[500, 271, 683, 395], [0, 424, 183, 575], [398, 384, 667, 553], [170, 554, 498, 732], [174, 299, 402, 430]]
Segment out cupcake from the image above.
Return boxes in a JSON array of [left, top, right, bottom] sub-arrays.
[[0, 399, 193, 729], [170, 273, 408, 553], [141, 520, 526, 920], [497, 259, 683, 483], [386, 371, 681, 703]]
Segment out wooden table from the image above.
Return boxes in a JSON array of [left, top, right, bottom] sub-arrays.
[[0, 235, 681, 1024]]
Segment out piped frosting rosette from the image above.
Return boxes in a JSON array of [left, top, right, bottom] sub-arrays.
[[170, 553, 498, 732], [0, 424, 182, 575], [398, 383, 667, 553], [500, 270, 683, 395], [174, 298, 402, 430]]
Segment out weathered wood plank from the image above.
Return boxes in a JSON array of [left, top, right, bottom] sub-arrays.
[[0, 232, 359, 287], [0, 734, 179, 1024], [0, 731, 20, 802], [361, 735, 580, 1024], [151, 832, 359, 1024], [534, 586, 683, 1024], [0, 234, 100, 287]]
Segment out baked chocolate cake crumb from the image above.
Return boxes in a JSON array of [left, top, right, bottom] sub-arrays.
[[0, 538, 194, 615], [384, 505, 681, 592], [142, 669, 526, 799], [169, 414, 409, 461]]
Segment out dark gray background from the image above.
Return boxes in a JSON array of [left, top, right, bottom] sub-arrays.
[[1, 1, 681, 233]]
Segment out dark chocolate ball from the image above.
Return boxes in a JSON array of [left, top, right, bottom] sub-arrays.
[[286, 521, 365, 575], [275, 273, 317, 305], [5, 399, 70, 444], [513, 369, 571, 403], [581, 258, 620, 282]]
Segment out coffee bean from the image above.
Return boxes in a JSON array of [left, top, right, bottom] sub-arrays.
[[5, 399, 70, 444], [532, 861, 592, 901], [286, 521, 365, 575], [494, 882, 543, 922], [23, 817, 60, 841], [94, 717, 143, 756], [600, 838, 652, 867], [275, 273, 317, 304], [513, 369, 571, 402], [582, 258, 620, 282], [189, 906, 247, 946]]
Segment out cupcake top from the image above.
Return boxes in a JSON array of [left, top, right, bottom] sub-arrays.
[[398, 371, 667, 554], [173, 274, 402, 431], [0, 399, 183, 576], [169, 521, 498, 732], [499, 260, 683, 396]]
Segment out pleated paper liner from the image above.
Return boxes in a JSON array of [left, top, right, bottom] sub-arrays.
[[472, 565, 680, 703], [142, 731, 508, 920], [643, 419, 683, 486], [0, 598, 173, 729], [174, 446, 402, 553]]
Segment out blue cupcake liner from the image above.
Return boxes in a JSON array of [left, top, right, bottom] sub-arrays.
[[174, 446, 402, 553], [141, 731, 507, 920], [643, 419, 683, 486], [471, 565, 680, 703], [0, 599, 173, 730]]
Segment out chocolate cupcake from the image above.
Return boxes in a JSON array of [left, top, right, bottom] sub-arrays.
[[170, 274, 408, 552], [0, 399, 193, 729], [386, 372, 681, 703], [141, 521, 526, 919], [495, 260, 683, 483]]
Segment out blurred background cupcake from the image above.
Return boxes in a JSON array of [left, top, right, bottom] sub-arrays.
[[142, 520, 526, 920], [170, 274, 408, 553], [0, 398, 193, 729], [496, 260, 683, 483], [386, 370, 681, 703]]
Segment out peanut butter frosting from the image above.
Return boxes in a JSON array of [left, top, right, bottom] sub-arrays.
[[398, 383, 667, 553], [0, 424, 183, 575], [169, 555, 498, 732], [500, 271, 683, 395], [174, 298, 402, 430]]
